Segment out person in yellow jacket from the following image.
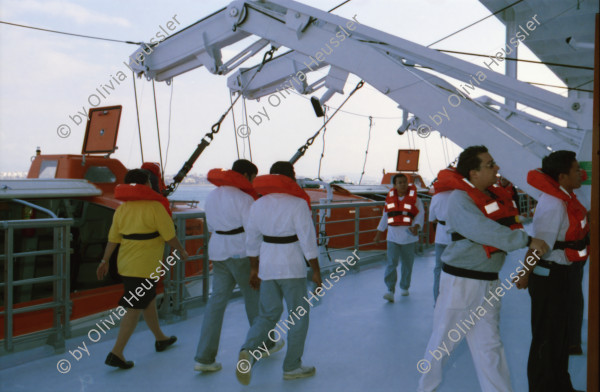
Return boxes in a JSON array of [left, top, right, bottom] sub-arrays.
[[97, 169, 188, 369]]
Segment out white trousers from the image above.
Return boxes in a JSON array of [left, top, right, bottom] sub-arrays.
[[417, 272, 513, 392]]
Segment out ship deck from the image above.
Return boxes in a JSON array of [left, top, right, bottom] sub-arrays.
[[0, 247, 588, 392]]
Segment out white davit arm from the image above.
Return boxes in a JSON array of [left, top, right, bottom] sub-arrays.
[[128, 0, 592, 197]]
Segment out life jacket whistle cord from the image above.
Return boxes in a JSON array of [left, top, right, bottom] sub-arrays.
[[252, 174, 311, 209], [114, 183, 172, 216], [207, 169, 259, 200], [527, 169, 590, 262], [437, 168, 523, 258], [384, 184, 419, 226]]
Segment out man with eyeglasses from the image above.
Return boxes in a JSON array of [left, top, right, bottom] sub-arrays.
[[418, 145, 549, 392]]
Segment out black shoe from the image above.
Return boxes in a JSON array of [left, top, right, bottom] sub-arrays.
[[105, 352, 134, 369], [155, 336, 177, 352]]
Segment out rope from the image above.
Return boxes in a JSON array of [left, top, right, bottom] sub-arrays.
[[420, 136, 436, 178], [440, 134, 449, 167], [0, 20, 142, 45], [152, 80, 165, 177], [164, 80, 174, 172], [317, 107, 328, 180], [164, 45, 278, 195], [230, 92, 241, 159], [132, 72, 144, 163], [243, 97, 253, 161], [358, 116, 373, 185], [328, 0, 353, 12], [427, 0, 524, 48], [290, 80, 364, 164]]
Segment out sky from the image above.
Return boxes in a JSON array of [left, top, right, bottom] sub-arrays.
[[0, 0, 569, 185]]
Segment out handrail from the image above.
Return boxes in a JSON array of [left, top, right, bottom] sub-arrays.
[[1, 217, 72, 352], [162, 199, 434, 318], [9, 199, 57, 219]]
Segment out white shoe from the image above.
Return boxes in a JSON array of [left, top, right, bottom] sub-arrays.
[[400, 289, 409, 296], [194, 361, 222, 372], [283, 365, 316, 380], [236, 350, 254, 385], [267, 339, 285, 357], [383, 291, 394, 302]]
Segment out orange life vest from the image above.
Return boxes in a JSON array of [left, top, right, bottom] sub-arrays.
[[497, 178, 516, 199], [437, 168, 523, 257], [207, 169, 259, 200], [433, 178, 453, 194], [384, 184, 419, 226], [527, 169, 590, 262], [252, 174, 311, 209], [114, 183, 172, 217]]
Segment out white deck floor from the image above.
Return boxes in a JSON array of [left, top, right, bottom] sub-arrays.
[[0, 247, 588, 391]]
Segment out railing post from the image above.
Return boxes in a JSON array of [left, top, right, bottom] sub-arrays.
[[63, 223, 71, 339], [176, 215, 187, 318], [354, 207, 360, 252], [202, 218, 210, 303], [4, 227, 14, 352], [46, 225, 66, 351]]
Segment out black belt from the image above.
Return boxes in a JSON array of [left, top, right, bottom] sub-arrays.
[[442, 263, 498, 281], [536, 259, 571, 269], [263, 234, 299, 244], [122, 231, 160, 240], [554, 234, 589, 251], [216, 226, 245, 235], [450, 232, 504, 255], [388, 211, 415, 218], [536, 259, 555, 269], [451, 232, 464, 241], [495, 216, 519, 227]]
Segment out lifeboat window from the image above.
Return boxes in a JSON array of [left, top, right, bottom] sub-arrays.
[[39, 160, 58, 178], [84, 166, 116, 183]]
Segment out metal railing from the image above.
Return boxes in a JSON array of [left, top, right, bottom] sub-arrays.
[[312, 200, 386, 273], [159, 210, 209, 321], [0, 218, 72, 352], [163, 199, 434, 318], [518, 193, 537, 219], [1, 199, 434, 347]]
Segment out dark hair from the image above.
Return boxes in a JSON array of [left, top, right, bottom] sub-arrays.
[[270, 161, 296, 180], [456, 145, 488, 179], [146, 171, 160, 192], [124, 169, 150, 185], [232, 159, 258, 178], [542, 150, 577, 181], [392, 173, 407, 185]]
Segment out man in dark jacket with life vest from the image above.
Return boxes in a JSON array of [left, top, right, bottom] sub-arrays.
[[194, 159, 273, 372], [374, 173, 424, 300], [417, 146, 549, 392], [515, 150, 588, 392]]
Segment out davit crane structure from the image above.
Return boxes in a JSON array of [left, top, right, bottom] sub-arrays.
[[128, 0, 593, 200]]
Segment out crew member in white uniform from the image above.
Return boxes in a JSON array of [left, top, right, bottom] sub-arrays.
[[428, 184, 451, 304], [194, 160, 261, 372], [236, 161, 322, 385], [417, 146, 549, 392], [516, 150, 587, 392]]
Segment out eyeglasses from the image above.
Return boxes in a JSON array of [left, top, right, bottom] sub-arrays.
[[483, 160, 497, 169]]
